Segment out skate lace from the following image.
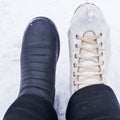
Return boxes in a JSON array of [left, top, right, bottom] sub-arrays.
[[73, 30, 104, 90]]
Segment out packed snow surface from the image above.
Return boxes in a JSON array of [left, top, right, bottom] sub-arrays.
[[0, 0, 120, 120]]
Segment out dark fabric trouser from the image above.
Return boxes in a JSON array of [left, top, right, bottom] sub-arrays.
[[3, 84, 120, 120]]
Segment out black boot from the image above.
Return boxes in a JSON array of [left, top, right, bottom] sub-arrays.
[[19, 17, 60, 105]]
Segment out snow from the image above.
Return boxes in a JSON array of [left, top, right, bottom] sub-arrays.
[[0, 0, 120, 120]]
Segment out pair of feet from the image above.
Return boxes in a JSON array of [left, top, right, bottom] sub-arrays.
[[19, 3, 110, 105]]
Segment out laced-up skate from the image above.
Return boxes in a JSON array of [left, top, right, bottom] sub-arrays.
[[68, 3, 111, 94]]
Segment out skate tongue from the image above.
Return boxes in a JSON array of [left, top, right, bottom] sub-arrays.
[[79, 31, 101, 82]]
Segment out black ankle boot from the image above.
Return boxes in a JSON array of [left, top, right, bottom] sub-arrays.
[[19, 17, 60, 105]]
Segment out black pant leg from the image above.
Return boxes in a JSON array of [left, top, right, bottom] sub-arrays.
[[3, 94, 58, 120], [66, 84, 120, 120]]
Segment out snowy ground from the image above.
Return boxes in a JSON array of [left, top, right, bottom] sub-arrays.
[[0, 0, 120, 120]]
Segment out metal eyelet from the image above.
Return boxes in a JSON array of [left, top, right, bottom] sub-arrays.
[[100, 42, 103, 47], [73, 72, 75, 77], [100, 33, 102, 36], [76, 34, 78, 39], [101, 52, 103, 56], [73, 80, 76, 86], [74, 54, 77, 59], [75, 44, 78, 48], [73, 63, 76, 68]]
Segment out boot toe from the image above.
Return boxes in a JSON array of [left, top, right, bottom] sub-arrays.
[[22, 17, 60, 59]]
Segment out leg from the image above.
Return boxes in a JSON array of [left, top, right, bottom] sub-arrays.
[[66, 84, 120, 120], [3, 17, 60, 120], [67, 3, 120, 120], [4, 95, 57, 120]]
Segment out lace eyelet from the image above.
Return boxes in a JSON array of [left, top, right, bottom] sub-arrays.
[[73, 81, 76, 86], [73, 72, 75, 77], [100, 33, 102, 36], [76, 34, 78, 39], [73, 63, 76, 68], [101, 52, 103, 56], [74, 54, 77, 59], [75, 44, 78, 48], [100, 42, 103, 47]]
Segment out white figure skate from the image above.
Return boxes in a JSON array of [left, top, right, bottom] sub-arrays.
[[68, 3, 111, 94]]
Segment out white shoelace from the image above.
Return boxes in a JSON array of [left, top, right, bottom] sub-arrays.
[[73, 30, 104, 90]]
